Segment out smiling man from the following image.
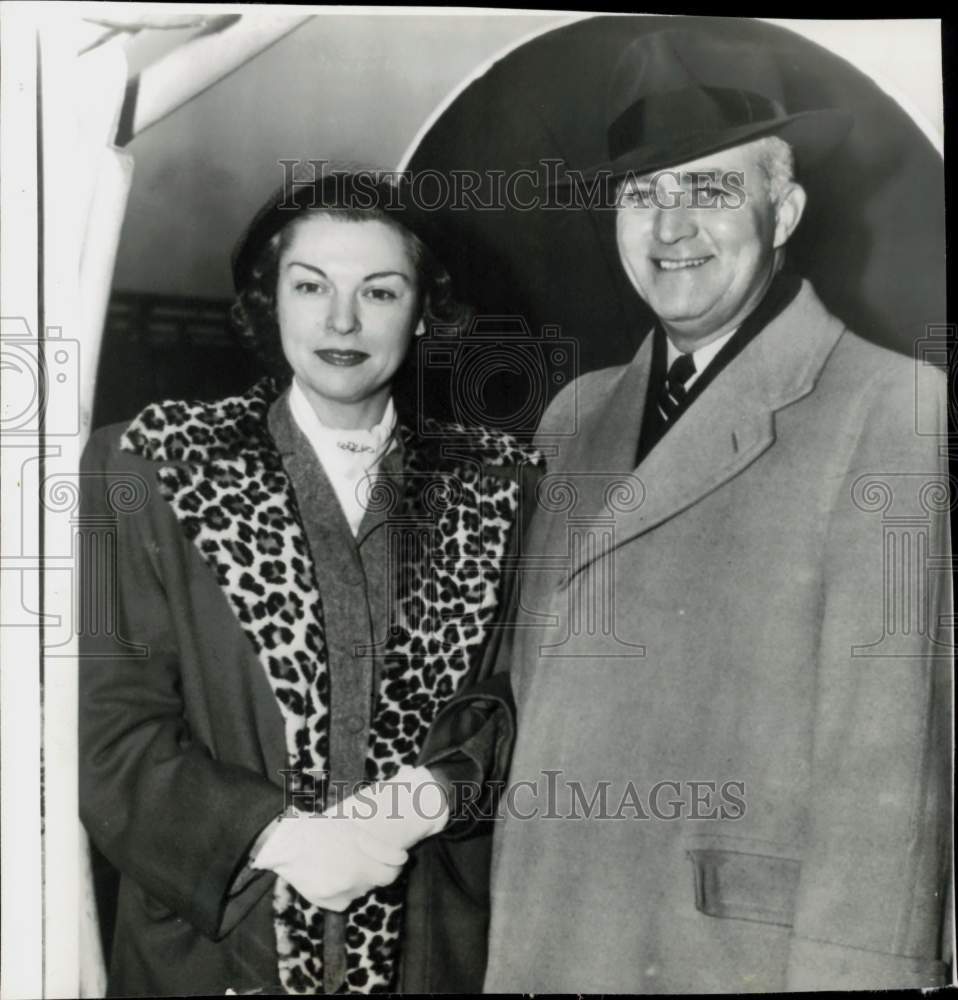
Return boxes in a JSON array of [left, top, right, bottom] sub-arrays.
[[616, 142, 803, 349], [484, 29, 952, 993]]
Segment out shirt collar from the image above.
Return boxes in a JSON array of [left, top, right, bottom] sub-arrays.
[[665, 326, 738, 375], [287, 378, 398, 465], [286, 380, 400, 537]]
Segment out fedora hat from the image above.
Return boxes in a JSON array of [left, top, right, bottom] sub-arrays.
[[575, 29, 852, 181]]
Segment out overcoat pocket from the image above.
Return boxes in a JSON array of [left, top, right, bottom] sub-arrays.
[[685, 833, 802, 928]]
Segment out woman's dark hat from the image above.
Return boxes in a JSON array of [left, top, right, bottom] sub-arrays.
[[230, 171, 431, 292], [572, 29, 853, 182]]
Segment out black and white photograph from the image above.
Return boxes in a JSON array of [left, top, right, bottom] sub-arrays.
[[0, 7, 952, 997]]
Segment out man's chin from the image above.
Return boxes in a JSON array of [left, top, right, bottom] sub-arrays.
[[651, 300, 718, 330]]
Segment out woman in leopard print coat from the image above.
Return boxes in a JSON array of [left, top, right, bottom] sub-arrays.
[[79, 173, 541, 996]]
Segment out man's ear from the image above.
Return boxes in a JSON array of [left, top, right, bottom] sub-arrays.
[[772, 182, 807, 249]]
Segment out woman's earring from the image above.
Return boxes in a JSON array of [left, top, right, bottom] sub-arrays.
[[415, 320, 426, 338]]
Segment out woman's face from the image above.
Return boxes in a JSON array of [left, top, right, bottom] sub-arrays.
[[275, 214, 423, 428]]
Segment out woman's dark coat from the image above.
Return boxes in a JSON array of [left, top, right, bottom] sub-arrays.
[[78, 379, 539, 995]]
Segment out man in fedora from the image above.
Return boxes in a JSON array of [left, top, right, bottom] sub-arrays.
[[483, 29, 952, 992]]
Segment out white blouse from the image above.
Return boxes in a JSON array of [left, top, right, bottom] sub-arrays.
[[287, 379, 398, 536]]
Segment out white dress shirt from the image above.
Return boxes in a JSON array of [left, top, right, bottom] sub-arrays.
[[665, 327, 738, 389], [287, 379, 398, 536]]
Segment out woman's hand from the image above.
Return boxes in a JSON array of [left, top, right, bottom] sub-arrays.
[[346, 765, 450, 851], [249, 766, 448, 911], [250, 811, 408, 911]]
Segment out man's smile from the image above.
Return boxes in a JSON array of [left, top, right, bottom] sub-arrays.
[[653, 256, 712, 271]]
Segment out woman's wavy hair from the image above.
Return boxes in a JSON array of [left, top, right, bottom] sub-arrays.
[[230, 173, 469, 381]]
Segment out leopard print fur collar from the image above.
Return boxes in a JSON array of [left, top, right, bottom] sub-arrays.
[[121, 377, 540, 993]]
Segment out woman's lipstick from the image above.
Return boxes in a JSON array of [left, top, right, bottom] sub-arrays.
[[315, 349, 369, 366]]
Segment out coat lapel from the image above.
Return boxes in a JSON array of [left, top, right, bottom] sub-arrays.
[[363, 421, 540, 779], [120, 380, 332, 780], [528, 336, 652, 574], [563, 280, 847, 586], [567, 335, 653, 503]]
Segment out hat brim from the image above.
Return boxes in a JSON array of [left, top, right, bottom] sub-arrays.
[[230, 172, 436, 292], [559, 107, 852, 185]]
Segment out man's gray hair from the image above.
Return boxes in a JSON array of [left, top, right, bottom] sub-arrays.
[[751, 135, 795, 203]]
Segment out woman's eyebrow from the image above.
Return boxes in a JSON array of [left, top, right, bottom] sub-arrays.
[[285, 263, 411, 283], [286, 261, 327, 277], [364, 270, 412, 283]]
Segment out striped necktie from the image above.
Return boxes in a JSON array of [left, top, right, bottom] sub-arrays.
[[656, 352, 696, 423]]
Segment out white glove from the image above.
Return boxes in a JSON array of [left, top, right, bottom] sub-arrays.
[[341, 765, 450, 852], [251, 809, 407, 911]]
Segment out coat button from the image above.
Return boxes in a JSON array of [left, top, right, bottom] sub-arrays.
[[345, 715, 365, 735]]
